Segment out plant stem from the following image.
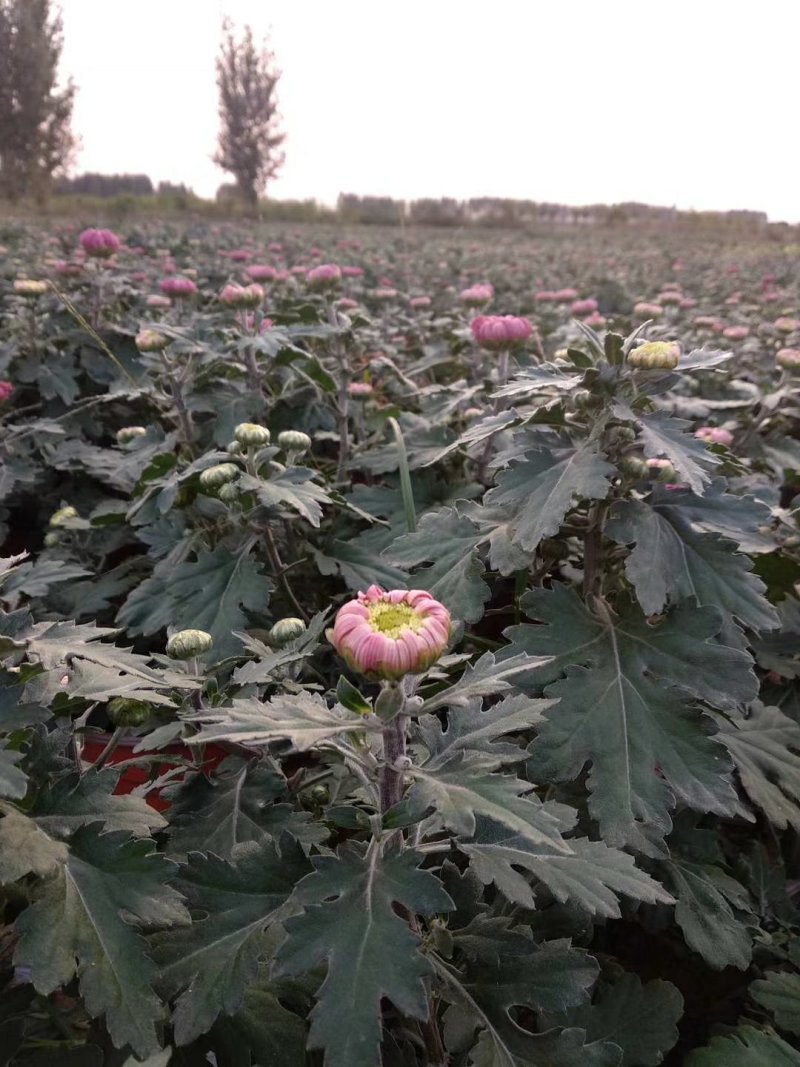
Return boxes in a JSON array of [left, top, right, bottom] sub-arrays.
[[380, 712, 408, 814], [263, 525, 309, 622], [160, 352, 194, 452], [583, 502, 606, 598], [327, 302, 351, 482], [93, 726, 126, 772]]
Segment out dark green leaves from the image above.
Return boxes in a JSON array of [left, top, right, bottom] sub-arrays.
[[486, 446, 614, 553], [508, 587, 753, 852], [155, 838, 309, 1045], [14, 826, 187, 1059], [274, 843, 453, 1067]]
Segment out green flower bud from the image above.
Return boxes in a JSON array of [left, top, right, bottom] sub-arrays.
[[226, 439, 244, 455], [234, 422, 271, 447], [627, 341, 681, 370], [647, 458, 677, 482], [166, 629, 213, 659], [135, 329, 170, 352], [269, 617, 307, 646], [116, 425, 148, 445], [618, 456, 651, 480], [217, 481, 240, 503], [277, 430, 312, 455], [43, 531, 61, 547], [606, 425, 636, 445], [49, 505, 78, 527], [107, 697, 153, 727], [199, 462, 240, 489], [573, 389, 603, 411]]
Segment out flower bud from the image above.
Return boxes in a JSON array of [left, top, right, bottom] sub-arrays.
[[160, 275, 198, 298], [277, 430, 312, 454], [460, 283, 494, 307], [219, 282, 264, 308], [646, 458, 678, 482], [116, 425, 147, 445], [633, 302, 664, 318], [348, 381, 374, 398], [471, 315, 533, 351], [136, 329, 170, 352], [166, 629, 213, 659], [627, 341, 681, 370], [13, 279, 48, 297], [694, 426, 733, 446], [0, 381, 13, 403], [107, 697, 152, 727], [234, 422, 271, 447], [777, 348, 800, 372], [199, 463, 240, 489], [79, 228, 121, 258], [306, 263, 342, 289], [217, 482, 240, 504], [775, 317, 799, 334], [269, 617, 307, 646], [330, 585, 451, 680], [43, 531, 61, 547], [618, 456, 651, 479], [226, 440, 244, 455], [49, 505, 78, 527]]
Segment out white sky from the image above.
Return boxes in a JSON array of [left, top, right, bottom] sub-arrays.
[[59, 0, 800, 221]]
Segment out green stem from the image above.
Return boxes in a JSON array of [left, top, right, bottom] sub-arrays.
[[92, 726, 126, 772]]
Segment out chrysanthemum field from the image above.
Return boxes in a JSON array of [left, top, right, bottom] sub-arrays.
[[1, 219, 800, 1066]]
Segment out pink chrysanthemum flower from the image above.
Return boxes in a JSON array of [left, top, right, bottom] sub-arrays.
[[695, 426, 734, 446], [330, 585, 451, 680], [471, 315, 533, 350]]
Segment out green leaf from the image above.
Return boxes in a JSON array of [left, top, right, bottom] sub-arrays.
[[2, 559, 92, 597], [424, 410, 522, 465], [417, 693, 553, 770], [239, 467, 331, 527], [485, 446, 614, 553], [406, 756, 572, 853], [165, 758, 326, 859], [30, 770, 167, 837], [542, 973, 683, 1066], [14, 825, 187, 1059], [232, 610, 328, 685], [166, 546, 274, 660], [625, 408, 717, 494], [433, 919, 620, 1067], [659, 856, 752, 969], [274, 842, 454, 1067], [711, 702, 800, 830], [209, 965, 309, 1067], [606, 498, 778, 631], [685, 1025, 800, 1065], [0, 745, 26, 800], [459, 821, 673, 916], [679, 346, 734, 371], [186, 692, 378, 751], [422, 652, 551, 714], [650, 479, 774, 554], [314, 539, 409, 593], [154, 838, 310, 1046], [751, 971, 800, 1035], [0, 803, 68, 882], [508, 587, 751, 852], [384, 507, 490, 623]]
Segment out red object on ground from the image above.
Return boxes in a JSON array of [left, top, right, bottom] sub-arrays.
[[81, 735, 229, 812]]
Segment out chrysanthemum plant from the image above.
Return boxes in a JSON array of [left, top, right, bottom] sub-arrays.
[[2, 226, 800, 1067]]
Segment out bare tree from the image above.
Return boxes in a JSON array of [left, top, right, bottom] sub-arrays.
[[0, 0, 77, 202], [214, 21, 285, 211]]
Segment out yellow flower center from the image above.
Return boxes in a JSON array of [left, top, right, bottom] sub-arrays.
[[368, 601, 422, 639]]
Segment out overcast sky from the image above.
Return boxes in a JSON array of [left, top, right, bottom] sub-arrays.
[[58, 0, 799, 221]]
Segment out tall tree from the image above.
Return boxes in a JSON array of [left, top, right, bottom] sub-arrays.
[[0, 0, 77, 202], [214, 21, 285, 211]]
